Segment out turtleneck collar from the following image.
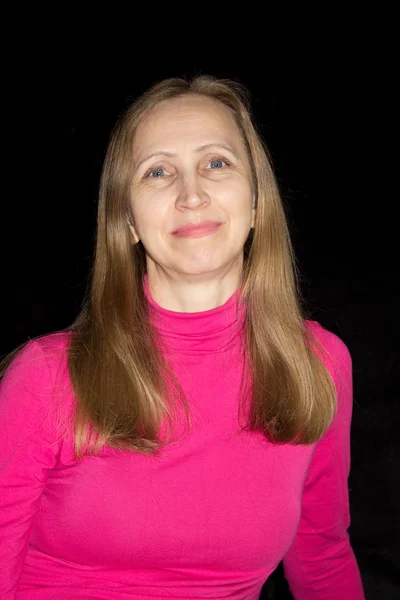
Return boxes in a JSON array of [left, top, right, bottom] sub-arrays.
[[143, 274, 246, 355]]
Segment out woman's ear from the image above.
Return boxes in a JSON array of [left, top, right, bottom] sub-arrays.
[[251, 196, 256, 228], [126, 210, 140, 245]]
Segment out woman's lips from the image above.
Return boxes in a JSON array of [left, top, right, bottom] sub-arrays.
[[172, 221, 221, 238]]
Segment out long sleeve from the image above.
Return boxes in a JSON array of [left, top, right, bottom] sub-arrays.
[[282, 330, 365, 599], [0, 340, 64, 599]]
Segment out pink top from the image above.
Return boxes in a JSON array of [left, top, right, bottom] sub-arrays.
[[0, 284, 365, 599]]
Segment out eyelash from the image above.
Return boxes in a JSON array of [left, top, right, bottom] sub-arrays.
[[144, 156, 230, 179]]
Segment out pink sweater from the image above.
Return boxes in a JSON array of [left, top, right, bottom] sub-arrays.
[[0, 285, 365, 599]]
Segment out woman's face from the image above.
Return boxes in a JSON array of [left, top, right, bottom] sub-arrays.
[[129, 94, 255, 281]]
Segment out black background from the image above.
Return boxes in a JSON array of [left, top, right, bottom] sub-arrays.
[[2, 24, 398, 599]]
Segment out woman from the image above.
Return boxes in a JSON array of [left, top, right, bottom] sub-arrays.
[[0, 75, 365, 599]]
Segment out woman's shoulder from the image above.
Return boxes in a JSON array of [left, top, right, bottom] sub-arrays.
[[305, 319, 351, 365], [1, 330, 72, 388], [0, 331, 76, 446], [304, 320, 352, 399], [32, 330, 72, 359]]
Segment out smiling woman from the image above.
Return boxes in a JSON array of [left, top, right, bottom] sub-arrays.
[[0, 75, 365, 599], [128, 94, 255, 307]]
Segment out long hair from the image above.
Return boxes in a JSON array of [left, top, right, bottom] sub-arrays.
[[64, 75, 335, 456]]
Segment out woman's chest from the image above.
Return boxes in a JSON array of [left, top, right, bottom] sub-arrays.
[[33, 349, 315, 573], [33, 426, 314, 575]]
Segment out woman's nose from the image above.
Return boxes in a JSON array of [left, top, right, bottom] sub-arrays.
[[175, 174, 211, 210]]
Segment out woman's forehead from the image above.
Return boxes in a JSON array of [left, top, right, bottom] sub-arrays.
[[133, 95, 245, 158]]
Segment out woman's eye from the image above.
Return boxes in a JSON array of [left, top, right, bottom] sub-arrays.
[[208, 158, 226, 169], [148, 167, 166, 178]]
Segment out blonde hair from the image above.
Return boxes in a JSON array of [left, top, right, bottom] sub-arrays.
[[65, 76, 335, 456]]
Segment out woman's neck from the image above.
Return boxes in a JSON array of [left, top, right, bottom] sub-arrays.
[[145, 266, 243, 313]]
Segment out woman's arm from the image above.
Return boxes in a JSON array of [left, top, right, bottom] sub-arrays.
[[0, 340, 63, 599], [282, 329, 365, 599]]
